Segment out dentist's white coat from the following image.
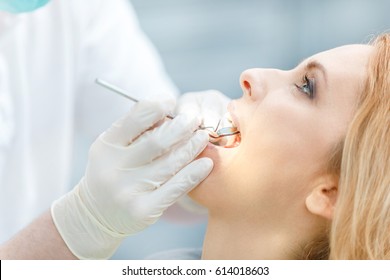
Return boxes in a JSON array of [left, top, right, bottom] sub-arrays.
[[0, 0, 177, 243]]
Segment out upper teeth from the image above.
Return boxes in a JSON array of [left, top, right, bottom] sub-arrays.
[[224, 112, 236, 127]]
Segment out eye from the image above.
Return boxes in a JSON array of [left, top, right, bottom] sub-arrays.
[[295, 75, 315, 99]]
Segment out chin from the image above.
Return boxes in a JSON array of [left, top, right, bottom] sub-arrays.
[[197, 133, 241, 163], [190, 134, 241, 205]]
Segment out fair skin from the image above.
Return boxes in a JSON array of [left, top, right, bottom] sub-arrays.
[[191, 45, 372, 259], [0, 210, 77, 259]]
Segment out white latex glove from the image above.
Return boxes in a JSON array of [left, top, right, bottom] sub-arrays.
[[176, 90, 231, 131], [175, 90, 231, 214], [51, 100, 213, 259]]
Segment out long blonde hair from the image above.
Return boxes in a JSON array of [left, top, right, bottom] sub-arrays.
[[329, 34, 390, 259]]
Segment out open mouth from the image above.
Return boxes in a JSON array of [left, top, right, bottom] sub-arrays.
[[210, 112, 241, 148], [222, 132, 241, 148]]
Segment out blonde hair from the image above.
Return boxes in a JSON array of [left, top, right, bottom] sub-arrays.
[[329, 34, 390, 259]]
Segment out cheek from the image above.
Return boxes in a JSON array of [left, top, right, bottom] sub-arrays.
[[249, 96, 317, 160], [190, 95, 335, 212], [241, 98, 330, 186]]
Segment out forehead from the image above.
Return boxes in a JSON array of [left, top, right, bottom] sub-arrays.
[[313, 44, 371, 63], [302, 44, 373, 93], [307, 44, 372, 76]]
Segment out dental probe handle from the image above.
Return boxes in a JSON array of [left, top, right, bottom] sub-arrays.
[[95, 78, 174, 119], [95, 78, 221, 138]]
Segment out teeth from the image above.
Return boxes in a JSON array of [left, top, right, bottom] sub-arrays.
[[208, 112, 241, 147], [223, 133, 241, 148], [225, 112, 232, 123], [224, 135, 235, 147], [224, 112, 234, 126], [218, 112, 232, 129]]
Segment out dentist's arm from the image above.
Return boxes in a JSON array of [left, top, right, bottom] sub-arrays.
[[0, 100, 213, 259], [0, 210, 77, 259]]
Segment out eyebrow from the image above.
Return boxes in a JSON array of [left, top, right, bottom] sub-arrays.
[[305, 60, 328, 84]]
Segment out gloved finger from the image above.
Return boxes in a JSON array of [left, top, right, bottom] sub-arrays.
[[122, 130, 209, 192], [176, 91, 220, 128], [147, 157, 213, 211], [177, 194, 208, 214], [123, 113, 201, 166], [200, 90, 231, 129], [175, 92, 203, 117], [176, 90, 231, 130], [101, 99, 175, 146]]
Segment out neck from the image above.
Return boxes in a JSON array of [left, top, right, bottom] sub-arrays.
[[201, 213, 308, 260]]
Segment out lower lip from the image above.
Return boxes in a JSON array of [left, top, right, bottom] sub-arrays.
[[204, 141, 220, 153], [206, 134, 240, 149], [207, 140, 224, 150]]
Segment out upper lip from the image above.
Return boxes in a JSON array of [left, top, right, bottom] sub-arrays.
[[227, 101, 240, 132]]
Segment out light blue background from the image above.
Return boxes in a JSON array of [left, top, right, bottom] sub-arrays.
[[109, 0, 390, 259]]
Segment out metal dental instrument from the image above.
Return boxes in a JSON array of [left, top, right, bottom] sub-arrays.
[[208, 126, 240, 140], [95, 78, 174, 119], [95, 78, 240, 142]]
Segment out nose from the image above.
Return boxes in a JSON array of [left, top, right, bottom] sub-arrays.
[[239, 68, 283, 101], [240, 69, 254, 99]]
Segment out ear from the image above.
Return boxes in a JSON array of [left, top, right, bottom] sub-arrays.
[[305, 176, 338, 220]]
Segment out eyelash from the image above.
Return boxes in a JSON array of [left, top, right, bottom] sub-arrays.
[[295, 75, 316, 99]]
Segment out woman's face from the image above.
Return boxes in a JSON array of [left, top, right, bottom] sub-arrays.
[[191, 45, 372, 218]]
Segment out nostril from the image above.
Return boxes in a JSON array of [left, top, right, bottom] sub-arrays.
[[243, 80, 251, 96]]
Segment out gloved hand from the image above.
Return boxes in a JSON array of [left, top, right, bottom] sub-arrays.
[[175, 90, 231, 214], [176, 90, 231, 132], [51, 99, 213, 259]]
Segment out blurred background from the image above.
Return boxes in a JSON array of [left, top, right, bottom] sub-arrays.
[[111, 0, 390, 259]]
